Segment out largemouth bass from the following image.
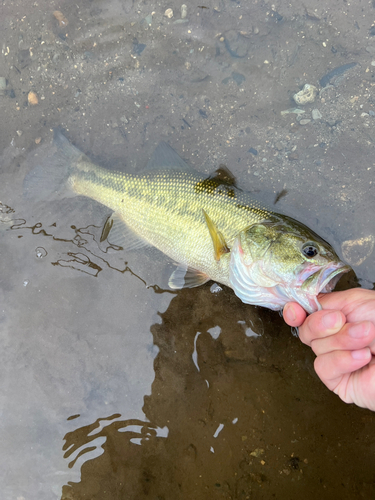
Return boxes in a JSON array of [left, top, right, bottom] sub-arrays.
[[24, 130, 350, 313]]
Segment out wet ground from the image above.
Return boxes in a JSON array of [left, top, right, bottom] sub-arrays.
[[0, 0, 375, 499]]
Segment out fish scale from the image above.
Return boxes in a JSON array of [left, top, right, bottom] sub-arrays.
[[71, 159, 271, 282]]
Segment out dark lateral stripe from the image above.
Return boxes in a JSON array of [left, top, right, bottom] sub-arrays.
[[73, 166, 132, 193]]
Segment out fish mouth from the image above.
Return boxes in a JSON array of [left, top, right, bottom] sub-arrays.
[[302, 263, 351, 296], [298, 262, 351, 313], [319, 265, 351, 293]]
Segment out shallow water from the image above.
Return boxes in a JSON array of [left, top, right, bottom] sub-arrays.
[[0, 1, 375, 499]]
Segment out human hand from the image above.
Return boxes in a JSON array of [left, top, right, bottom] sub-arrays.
[[283, 289, 375, 411]]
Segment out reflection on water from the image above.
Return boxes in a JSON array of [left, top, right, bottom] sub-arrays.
[[57, 283, 374, 500], [2, 202, 170, 290]]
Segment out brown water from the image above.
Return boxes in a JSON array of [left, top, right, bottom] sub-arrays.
[[0, 1, 375, 499]]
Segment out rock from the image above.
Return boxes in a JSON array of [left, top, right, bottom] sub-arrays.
[[28, 91, 38, 105], [288, 152, 299, 160], [341, 235, 375, 266], [164, 8, 173, 18], [312, 109, 322, 120], [181, 4, 187, 19], [0, 77, 6, 96], [53, 10, 68, 27], [299, 119, 311, 125], [293, 84, 318, 105], [232, 72, 245, 86], [280, 108, 305, 116]]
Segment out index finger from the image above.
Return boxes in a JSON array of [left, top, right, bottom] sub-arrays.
[[319, 289, 373, 313]]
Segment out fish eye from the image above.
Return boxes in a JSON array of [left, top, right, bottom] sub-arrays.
[[302, 242, 319, 258]]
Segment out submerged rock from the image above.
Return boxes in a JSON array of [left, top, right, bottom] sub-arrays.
[[293, 84, 318, 105], [341, 235, 375, 266]]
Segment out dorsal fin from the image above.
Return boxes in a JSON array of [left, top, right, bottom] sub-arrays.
[[145, 141, 193, 172], [209, 164, 237, 187], [203, 209, 230, 261]]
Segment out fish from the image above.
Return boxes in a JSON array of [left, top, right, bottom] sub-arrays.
[[23, 130, 351, 313]]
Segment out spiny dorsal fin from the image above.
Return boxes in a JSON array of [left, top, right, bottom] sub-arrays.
[[203, 209, 230, 261], [209, 164, 237, 187]]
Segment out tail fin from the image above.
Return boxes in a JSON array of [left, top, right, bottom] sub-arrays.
[[23, 129, 83, 202]]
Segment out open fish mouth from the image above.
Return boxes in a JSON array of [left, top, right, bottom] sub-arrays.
[[301, 262, 351, 313], [319, 265, 351, 293], [300, 263, 351, 312], [302, 263, 351, 296]]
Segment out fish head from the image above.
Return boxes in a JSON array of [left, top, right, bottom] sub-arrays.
[[229, 215, 351, 313]]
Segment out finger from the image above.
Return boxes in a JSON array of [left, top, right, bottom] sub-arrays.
[[310, 321, 375, 356], [283, 302, 306, 327], [318, 289, 374, 312], [298, 309, 346, 346], [314, 348, 372, 393]]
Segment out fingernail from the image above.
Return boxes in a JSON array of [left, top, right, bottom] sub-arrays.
[[348, 322, 370, 339], [322, 311, 343, 330], [351, 348, 371, 360]]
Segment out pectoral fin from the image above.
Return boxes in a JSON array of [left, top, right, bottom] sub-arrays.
[[169, 264, 210, 289], [203, 209, 230, 261]]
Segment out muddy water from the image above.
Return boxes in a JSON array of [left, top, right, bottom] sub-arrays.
[[0, 1, 375, 499]]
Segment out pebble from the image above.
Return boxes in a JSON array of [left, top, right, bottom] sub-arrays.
[[299, 119, 311, 125], [181, 4, 187, 19], [35, 137, 42, 144], [0, 77, 6, 96], [53, 10, 68, 27], [164, 8, 173, 18], [288, 152, 299, 160], [293, 84, 318, 105], [144, 14, 153, 25], [28, 91, 38, 105], [280, 108, 305, 115], [210, 283, 222, 294], [371, 61, 375, 66], [232, 72, 245, 86], [312, 109, 322, 120]]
